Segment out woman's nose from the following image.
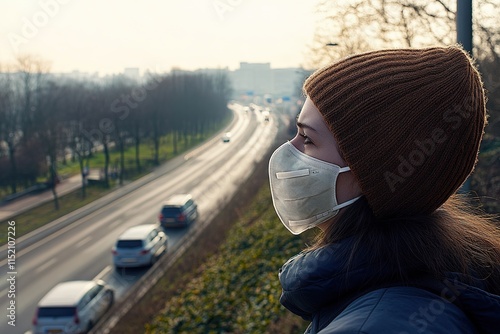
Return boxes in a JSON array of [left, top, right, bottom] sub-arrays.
[[289, 134, 304, 152]]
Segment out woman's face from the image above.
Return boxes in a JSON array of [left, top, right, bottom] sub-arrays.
[[290, 97, 362, 229]]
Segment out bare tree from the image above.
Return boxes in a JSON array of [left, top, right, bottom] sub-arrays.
[[90, 85, 113, 188], [106, 75, 134, 186], [310, 0, 498, 67], [0, 56, 52, 196], [129, 78, 151, 173], [1, 61, 234, 199], [123, 72, 163, 173], [19, 58, 63, 209], [16, 55, 51, 141], [0, 65, 22, 193], [146, 74, 170, 164], [61, 80, 94, 199], [36, 78, 66, 210]]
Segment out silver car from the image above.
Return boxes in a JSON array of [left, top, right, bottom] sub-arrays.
[[112, 224, 168, 268], [32, 280, 114, 334]]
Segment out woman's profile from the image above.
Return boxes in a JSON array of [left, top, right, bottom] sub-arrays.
[[268, 46, 500, 333]]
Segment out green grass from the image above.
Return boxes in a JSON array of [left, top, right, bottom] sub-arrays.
[[57, 132, 213, 178]]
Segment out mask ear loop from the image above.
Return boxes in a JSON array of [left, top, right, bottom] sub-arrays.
[[289, 196, 362, 227], [333, 166, 361, 212], [334, 196, 361, 210]]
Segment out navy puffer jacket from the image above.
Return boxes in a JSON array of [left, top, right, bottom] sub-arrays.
[[279, 238, 500, 333]]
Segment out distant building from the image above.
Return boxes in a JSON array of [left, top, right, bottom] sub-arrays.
[[231, 62, 273, 98], [229, 62, 308, 101], [272, 68, 305, 99], [171, 64, 304, 102]]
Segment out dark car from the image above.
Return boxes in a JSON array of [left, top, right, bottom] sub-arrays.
[[159, 194, 198, 227]]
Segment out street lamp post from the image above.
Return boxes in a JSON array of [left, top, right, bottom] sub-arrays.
[[457, 0, 473, 55], [457, 0, 473, 193]]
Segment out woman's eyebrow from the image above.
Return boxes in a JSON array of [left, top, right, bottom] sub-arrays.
[[296, 121, 319, 133]]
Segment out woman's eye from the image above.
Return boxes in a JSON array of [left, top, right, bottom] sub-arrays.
[[299, 133, 312, 144]]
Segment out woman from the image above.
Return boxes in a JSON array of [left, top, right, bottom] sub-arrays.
[[268, 46, 500, 333]]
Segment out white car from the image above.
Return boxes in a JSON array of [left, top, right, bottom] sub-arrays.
[[112, 224, 168, 268], [221, 132, 231, 142], [32, 280, 114, 334]]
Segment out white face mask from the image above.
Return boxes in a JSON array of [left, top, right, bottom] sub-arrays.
[[268, 141, 361, 235]]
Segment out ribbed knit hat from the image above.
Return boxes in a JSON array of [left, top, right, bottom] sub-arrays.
[[304, 46, 486, 218]]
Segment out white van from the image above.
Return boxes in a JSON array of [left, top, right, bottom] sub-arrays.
[[32, 280, 114, 334]]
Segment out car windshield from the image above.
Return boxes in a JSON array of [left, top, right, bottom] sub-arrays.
[[38, 307, 75, 317], [161, 207, 181, 216], [116, 240, 143, 248]]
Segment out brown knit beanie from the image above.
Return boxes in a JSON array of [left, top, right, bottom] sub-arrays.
[[304, 46, 486, 218]]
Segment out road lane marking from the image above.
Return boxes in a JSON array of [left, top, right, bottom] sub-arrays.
[[107, 219, 123, 229], [94, 265, 112, 281], [34, 258, 57, 274], [75, 236, 92, 248]]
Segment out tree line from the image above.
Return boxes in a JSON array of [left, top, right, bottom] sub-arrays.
[[0, 56, 232, 207]]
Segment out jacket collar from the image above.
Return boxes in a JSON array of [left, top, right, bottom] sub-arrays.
[[279, 237, 500, 333]]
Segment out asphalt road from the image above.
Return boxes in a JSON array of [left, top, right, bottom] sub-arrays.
[[0, 104, 279, 334]]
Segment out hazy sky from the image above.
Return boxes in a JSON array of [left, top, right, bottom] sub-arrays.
[[0, 0, 319, 75]]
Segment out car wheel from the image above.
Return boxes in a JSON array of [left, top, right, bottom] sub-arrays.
[[86, 321, 93, 332], [107, 290, 114, 309]]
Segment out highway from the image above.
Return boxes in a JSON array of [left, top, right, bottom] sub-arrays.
[[0, 104, 279, 334]]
